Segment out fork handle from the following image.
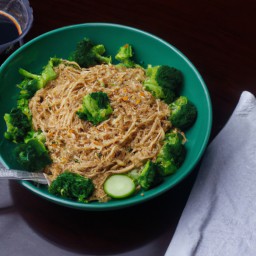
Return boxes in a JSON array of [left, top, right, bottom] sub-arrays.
[[0, 168, 48, 185]]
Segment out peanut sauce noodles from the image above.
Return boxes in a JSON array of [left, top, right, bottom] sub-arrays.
[[29, 62, 171, 201]]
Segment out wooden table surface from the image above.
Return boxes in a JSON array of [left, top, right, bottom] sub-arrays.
[[1, 0, 256, 255]]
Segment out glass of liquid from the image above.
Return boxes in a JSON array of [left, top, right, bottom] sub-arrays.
[[0, 0, 33, 63]]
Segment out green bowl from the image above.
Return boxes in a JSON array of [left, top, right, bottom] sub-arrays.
[[0, 23, 212, 210]]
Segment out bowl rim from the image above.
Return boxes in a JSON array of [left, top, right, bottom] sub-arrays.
[[0, 22, 212, 210]]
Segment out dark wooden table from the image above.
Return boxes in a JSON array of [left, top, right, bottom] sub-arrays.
[[1, 0, 256, 255]]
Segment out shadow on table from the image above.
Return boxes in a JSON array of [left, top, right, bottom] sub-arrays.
[[9, 171, 196, 255]]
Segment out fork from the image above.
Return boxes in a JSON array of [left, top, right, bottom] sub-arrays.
[[0, 161, 49, 185]]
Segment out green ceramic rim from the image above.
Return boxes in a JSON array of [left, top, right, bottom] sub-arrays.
[[0, 23, 212, 211]]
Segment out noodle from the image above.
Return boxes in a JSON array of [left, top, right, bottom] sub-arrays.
[[29, 63, 171, 201]]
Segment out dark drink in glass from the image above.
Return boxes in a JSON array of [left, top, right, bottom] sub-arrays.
[[0, 0, 33, 64]]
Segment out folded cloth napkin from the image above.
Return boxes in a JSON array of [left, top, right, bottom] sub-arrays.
[[165, 91, 256, 256]]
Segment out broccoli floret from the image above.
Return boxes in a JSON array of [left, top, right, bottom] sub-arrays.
[[15, 58, 61, 119], [16, 96, 31, 119], [48, 171, 94, 203], [138, 160, 163, 190], [169, 96, 197, 130], [76, 91, 113, 125], [4, 108, 31, 143], [156, 129, 186, 176], [143, 65, 183, 104], [13, 129, 50, 172], [69, 37, 111, 68], [17, 78, 40, 100], [18, 58, 60, 97], [115, 44, 137, 68], [15, 138, 52, 171], [24, 130, 46, 144]]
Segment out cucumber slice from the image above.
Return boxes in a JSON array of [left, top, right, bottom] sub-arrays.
[[104, 174, 136, 199]]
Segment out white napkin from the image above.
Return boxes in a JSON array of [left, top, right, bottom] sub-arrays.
[[165, 91, 256, 256]]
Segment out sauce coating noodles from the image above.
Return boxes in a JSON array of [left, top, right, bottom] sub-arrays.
[[29, 63, 171, 201]]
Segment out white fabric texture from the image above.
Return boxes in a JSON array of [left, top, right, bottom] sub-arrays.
[[165, 91, 256, 256]]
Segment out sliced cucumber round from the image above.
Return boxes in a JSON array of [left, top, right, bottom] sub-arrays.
[[104, 174, 136, 199]]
